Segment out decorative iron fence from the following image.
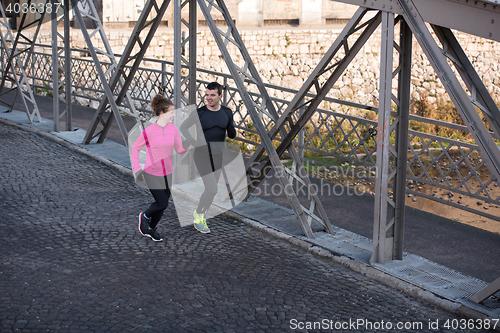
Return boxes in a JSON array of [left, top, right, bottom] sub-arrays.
[[3, 42, 500, 223]]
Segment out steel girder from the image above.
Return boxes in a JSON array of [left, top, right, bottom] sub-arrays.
[[173, 0, 196, 107], [399, 0, 500, 192], [69, 0, 132, 145], [370, 14, 412, 264], [392, 19, 412, 261], [0, 0, 47, 123], [52, 0, 72, 132], [243, 8, 381, 195], [172, 0, 198, 184], [197, 0, 335, 238], [431, 25, 500, 143], [470, 276, 500, 303], [371, 12, 395, 264], [329, 0, 500, 43], [81, 0, 170, 145], [398, 0, 500, 305]]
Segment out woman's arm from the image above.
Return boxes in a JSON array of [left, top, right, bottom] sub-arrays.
[[131, 130, 146, 174], [174, 125, 188, 155]]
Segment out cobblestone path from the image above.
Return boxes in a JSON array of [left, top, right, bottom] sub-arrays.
[[0, 123, 493, 332]]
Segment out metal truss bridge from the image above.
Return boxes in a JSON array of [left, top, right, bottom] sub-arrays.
[[1, 0, 499, 304]]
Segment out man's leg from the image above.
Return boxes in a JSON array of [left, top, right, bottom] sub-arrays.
[[192, 148, 214, 233], [194, 150, 224, 215]]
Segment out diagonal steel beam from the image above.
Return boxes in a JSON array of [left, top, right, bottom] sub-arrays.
[[244, 9, 381, 196], [321, 0, 500, 43], [70, 0, 130, 145], [83, 0, 171, 145], [470, 276, 500, 303], [197, 0, 334, 237], [399, 0, 500, 186], [0, 0, 47, 122], [246, 7, 371, 166], [431, 25, 500, 142]]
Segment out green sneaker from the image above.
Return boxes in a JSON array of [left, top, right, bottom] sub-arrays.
[[193, 210, 210, 233]]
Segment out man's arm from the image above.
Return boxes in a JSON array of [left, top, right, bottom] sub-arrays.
[[179, 111, 197, 144], [226, 108, 237, 139]]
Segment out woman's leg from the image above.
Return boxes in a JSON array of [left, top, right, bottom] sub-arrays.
[[144, 174, 172, 229]]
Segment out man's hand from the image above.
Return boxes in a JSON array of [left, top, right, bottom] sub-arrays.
[[135, 170, 145, 182], [182, 139, 193, 150]]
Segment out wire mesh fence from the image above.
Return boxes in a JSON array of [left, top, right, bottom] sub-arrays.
[[2, 42, 499, 223]]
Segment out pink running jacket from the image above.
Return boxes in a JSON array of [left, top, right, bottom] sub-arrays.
[[132, 122, 187, 177]]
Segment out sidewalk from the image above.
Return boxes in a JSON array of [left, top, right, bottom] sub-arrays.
[[1, 97, 500, 322]]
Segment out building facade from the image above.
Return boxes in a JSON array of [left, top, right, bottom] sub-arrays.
[[100, 0, 358, 28]]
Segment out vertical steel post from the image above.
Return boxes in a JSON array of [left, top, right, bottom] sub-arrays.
[[161, 62, 167, 91], [173, 0, 182, 108], [188, 0, 197, 105], [297, 99, 305, 160], [371, 11, 395, 264], [173, 0, 184, 185], [174, 0, 196, 108], [64, 0, 72, 131], [51, 0, 60, 132], [52, 0, 71, 132], [173, 0, 197, 183], [393, 19, 412, 259]]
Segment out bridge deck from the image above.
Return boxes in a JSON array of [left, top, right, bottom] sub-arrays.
[[1, 92, 499, 317]]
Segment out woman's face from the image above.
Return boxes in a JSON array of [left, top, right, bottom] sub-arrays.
[[159, 105, 175, 123]]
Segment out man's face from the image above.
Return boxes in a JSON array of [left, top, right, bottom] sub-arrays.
[[205, 88, 222, 109]]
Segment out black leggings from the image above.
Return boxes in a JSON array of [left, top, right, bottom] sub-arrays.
[[144, 173, 172, 229], [193, 146, 223, 215]]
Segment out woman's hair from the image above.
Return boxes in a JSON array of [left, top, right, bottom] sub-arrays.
[[151, 94, 174, 117]]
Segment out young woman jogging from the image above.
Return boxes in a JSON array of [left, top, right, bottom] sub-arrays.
[[131, 95, 188, 241]]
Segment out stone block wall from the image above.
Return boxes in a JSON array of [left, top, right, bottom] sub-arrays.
[[34, 26, 500, 115]]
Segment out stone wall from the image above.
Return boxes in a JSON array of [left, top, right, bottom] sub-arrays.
[[35, 26, 500, 115]]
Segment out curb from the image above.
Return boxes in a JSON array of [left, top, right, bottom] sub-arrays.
[[221, 210, 495, 324], [2, 117, 497, 326], [0, 118, 133, 178]]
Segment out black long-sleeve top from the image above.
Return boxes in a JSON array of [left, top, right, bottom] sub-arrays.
[[180, 105, 236, 152]]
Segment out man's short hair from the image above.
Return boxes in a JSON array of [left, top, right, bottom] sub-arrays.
[[206, 82, 223, 95]]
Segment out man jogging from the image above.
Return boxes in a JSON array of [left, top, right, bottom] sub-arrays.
[[180, 82, 237, 233]]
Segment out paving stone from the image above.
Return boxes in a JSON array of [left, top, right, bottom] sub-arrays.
[[0, 123, 495, 332]]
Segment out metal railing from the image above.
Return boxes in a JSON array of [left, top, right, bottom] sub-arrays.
[[3, 42, 500, 222]]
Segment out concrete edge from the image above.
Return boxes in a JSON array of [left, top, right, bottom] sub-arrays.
[[221, 210, 497, 323], [0, 118, 133, 178], [3, 117, 498, 326]]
